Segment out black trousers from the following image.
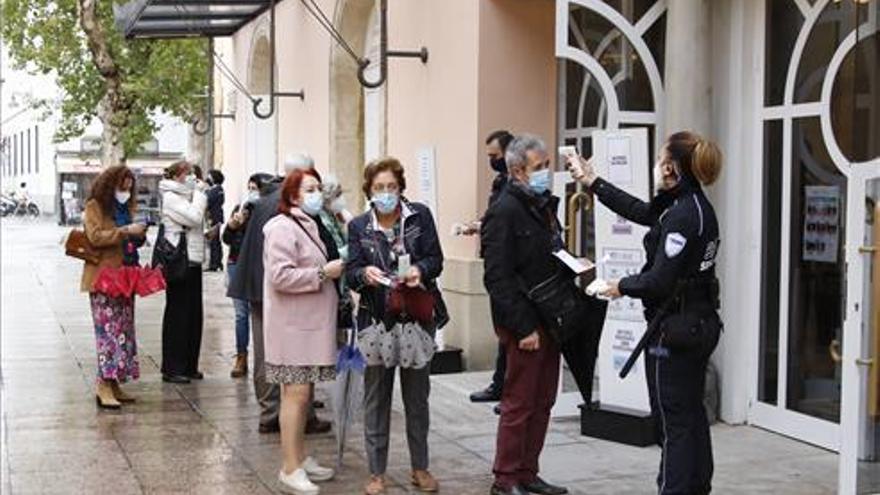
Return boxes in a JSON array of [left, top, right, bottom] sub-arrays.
[[645, 326, 719, 495], [161, 266, 204, 376], [490, 342, 507, 391], [208, 237, 223, 269]]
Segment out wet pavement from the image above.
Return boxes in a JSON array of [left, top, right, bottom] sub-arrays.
[[1, 220, 839, 494]]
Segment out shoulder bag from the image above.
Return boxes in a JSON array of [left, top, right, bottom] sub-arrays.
[[151, 223, 189, 283]]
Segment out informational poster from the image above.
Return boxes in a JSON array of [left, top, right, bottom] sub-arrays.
[[593, 128, 652, 414], [416, 147, 437, 213], [803, 185, 840, 263], [607, 135, 634, 185]]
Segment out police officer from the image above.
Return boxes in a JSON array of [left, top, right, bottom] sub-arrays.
[[568, 131, 723, 495]]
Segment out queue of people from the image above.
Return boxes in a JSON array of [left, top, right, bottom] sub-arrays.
[[77, 128, 723, 495]]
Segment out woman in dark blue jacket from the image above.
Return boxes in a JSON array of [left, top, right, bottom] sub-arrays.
[[345, 157, 444, 495]]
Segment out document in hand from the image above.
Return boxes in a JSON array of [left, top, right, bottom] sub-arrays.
[[553, 249, 595, 275]]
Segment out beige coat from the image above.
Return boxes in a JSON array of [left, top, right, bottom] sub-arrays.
[[80, 199, 124, 293]]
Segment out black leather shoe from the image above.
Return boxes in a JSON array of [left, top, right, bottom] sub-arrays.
[[258, 421, 280, 434], [490, 484, 528, 495], [523, 477, 568, 495], [313, 400, 325, 409], [187, 371, 205, 380], [470, 384, 502, 402], [305, 417, 332, 434], [162, 374, 191, 384], [493, 404, 502, 415]]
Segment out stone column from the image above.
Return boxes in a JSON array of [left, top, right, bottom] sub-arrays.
[[663, 0, 713, 135]]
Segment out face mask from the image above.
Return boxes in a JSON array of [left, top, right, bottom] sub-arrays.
[[184, 174, 197, 186], [115, 191, 131, 204], [246, 190, 260, 203], [300, 191, 324, 216], [528, 168, 551, 194], [329, 196, 347, 214], [372, 192, 400, 215], [653, 164, 665, 193], [490, 157, 507, 174]]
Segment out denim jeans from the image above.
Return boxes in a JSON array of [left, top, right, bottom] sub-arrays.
[[227, 263, 250, 354]]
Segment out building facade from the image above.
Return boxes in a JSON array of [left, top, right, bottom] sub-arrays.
[[117, 0, 878, 490]]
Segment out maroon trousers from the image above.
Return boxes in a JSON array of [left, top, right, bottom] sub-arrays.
[[492, 327, 560, 489]]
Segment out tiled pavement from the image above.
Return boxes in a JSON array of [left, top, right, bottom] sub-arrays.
[[1, 220, 840, 494]]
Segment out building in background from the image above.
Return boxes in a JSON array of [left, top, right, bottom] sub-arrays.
[[114, 1, 878, 491], [0, 49, 191, 223]]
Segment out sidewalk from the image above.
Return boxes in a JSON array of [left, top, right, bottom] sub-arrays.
[[1, 220, 838, 494]]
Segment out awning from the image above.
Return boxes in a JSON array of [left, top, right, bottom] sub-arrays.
[[113, 0, 275, 39]]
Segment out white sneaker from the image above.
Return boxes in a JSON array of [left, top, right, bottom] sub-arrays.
[[302, 456, 335, 482], [278, 468, 320, 495]]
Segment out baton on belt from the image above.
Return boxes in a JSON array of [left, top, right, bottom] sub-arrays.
[[618, 282, 684, 379]]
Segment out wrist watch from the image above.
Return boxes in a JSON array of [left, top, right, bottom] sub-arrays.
[[318, 266, 327, 282]]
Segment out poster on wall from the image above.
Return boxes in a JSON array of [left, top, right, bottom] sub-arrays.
[[802, 185, 840, 264], [416, 147, 437, 214]]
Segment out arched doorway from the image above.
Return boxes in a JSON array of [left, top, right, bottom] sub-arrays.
[[330, 0, 385, 208], [246, 25, 278, 175]]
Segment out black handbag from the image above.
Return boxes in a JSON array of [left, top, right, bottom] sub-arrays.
[[151, 223, 189, 283], [524, 271, 590, 343]]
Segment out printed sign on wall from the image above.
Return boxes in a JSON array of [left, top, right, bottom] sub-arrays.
[[802, 185, 840, 264]]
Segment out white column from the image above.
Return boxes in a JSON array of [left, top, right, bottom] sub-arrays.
[[664, 0, 713, 135]]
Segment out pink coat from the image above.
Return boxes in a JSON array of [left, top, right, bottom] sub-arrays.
[[262, 209, 338, 368]]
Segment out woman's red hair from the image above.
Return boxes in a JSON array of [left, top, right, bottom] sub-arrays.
[[277, 168, 323, 214]]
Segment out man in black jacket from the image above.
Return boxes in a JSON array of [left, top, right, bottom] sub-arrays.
[[482, 134, 568, 495], [206, 169, 226, 271], [471, 130, 514, 405]]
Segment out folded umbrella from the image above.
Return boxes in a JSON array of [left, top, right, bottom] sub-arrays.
[[333, 324, 366, 468]]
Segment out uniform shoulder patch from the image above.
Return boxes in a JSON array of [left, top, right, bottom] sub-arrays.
[[665, 232, 687, 258]]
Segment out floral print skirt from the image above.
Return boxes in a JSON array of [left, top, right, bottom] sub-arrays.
[[265, 364, 336, 385], [90, 292, 140, 383]]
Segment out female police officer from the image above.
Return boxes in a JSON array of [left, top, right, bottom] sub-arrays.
[[568, 131, 723, 495]]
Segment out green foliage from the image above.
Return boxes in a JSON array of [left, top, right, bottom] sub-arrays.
[[1, 0, 208, 156]]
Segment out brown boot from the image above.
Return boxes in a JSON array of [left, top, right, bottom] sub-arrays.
[[411, 470, 439, 492], [109, 381, 136, 403], [364, 475, 386, 495], [230, 353, 248, 378], [95, 381, 121, 409]]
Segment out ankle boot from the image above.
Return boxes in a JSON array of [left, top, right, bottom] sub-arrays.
[[95, 381, 121, 409], [109, 381, 136, 403], [230, 352, 248, 378]]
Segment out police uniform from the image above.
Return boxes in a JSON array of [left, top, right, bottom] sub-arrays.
[[591, 173, 722, 495]]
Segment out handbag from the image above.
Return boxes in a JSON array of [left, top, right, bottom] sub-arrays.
[[523, 271, 589, 343], [151, 223, 189, 283], [386, 284, 435, 325], [64, 229, 100, 264]]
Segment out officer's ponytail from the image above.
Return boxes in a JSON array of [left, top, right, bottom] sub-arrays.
[[666, 131, 723, 187]]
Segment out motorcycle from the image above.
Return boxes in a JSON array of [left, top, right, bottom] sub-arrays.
[[0, 194, 17, 217]]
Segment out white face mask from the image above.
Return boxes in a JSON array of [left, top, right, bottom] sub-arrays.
[[184, 174, 197, 186], [300, 191, 324, 216], [653, 164, 665, 193], [246, 190, 260, 203], [329, 196, 347, 214], [115, 191, 131, 204]]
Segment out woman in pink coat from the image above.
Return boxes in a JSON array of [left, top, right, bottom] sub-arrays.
[[263, 168, 344, 495]]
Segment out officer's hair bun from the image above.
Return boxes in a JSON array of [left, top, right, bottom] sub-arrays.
[[692, 138, 722, 186]]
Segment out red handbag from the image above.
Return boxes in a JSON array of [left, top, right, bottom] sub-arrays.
[[387, 285, 435, 324], [135, 266, 166, 297]]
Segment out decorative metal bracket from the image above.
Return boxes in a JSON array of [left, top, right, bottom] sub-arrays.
[[255, 0, 305, 119], [192, 113, 235, 136], [357, 0, 429, 89]]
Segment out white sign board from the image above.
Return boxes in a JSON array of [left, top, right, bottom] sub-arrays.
[[416, 147, 437, 213], [593, 128, 652, 414], [802, 185, 840, 264]]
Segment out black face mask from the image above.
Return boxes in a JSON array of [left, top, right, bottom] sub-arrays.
[[490, 157, 507, 174]]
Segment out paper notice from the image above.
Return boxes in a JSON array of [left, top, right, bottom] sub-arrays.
[[607, 136, 633, 185], [553, 249, 595, 275]]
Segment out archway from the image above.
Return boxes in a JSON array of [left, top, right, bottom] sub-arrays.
[[330, 0, 383, 208]]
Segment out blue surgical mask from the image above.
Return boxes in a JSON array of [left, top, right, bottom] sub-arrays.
[[300, 192, 324, 216], [372, 192, 400, 214], [528, 168, 551, 194]]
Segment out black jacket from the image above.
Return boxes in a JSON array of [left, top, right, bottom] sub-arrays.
[[590, 175, 720, 317], [345, 198, 445, 329], [221, 204, 246, 264], [206, 185, 225, 226], [481, 182, 564, 340], [226, 183, 281, 303], [487, 172, 507, 209]]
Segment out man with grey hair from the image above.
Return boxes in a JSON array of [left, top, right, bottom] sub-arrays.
[[481, 134, 569, 495], [283, 152, 315, 173]]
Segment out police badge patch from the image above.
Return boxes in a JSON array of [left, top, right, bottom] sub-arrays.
[[665, 232, 687, 258]]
